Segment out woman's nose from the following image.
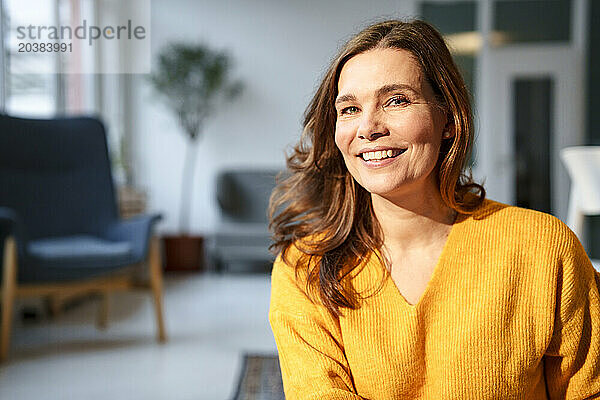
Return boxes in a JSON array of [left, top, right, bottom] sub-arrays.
[[356, 109, 389, 141]]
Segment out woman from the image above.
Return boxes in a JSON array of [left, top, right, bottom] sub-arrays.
[[268, 20, 600, 399]]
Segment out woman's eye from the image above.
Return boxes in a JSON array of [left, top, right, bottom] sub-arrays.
[[386, 95, 410, 107], [340, 106, 360, 115]]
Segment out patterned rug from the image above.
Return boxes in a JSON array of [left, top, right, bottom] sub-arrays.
[[231, 353, 285, 400]]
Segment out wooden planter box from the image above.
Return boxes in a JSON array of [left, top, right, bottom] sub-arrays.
[[162, 235, 205, 272]]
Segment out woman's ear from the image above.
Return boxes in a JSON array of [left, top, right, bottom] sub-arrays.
[[442, 116, 455, 139]]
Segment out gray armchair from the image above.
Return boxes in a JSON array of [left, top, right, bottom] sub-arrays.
[[210, 169, 279, 272], [0, 114, 166, 361]]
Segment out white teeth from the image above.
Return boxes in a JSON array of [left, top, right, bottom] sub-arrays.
[[360, 149, 404, 161]]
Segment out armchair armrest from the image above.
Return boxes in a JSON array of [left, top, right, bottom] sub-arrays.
[[0, 206, 27, 243], [0, 206, 28, 265], [103, 213, 162, 261], [0, 206, 17, 233]]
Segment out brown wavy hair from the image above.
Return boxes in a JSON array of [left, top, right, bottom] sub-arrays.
[[269, 19, 485, 316]]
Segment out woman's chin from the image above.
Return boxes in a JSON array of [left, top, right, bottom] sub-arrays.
[[358, 177, 432, 200], [360, 182, 409, 197]]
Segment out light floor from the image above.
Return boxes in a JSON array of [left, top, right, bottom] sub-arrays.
[[0, 273, 276, 400]]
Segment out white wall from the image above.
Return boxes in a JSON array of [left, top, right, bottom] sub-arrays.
[[132, 0, 416, 234]]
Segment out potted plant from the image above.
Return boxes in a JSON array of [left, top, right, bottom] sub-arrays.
[[149, 42, 242, 271]]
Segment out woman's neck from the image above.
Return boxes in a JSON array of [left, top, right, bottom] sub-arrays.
[[371, 186, 456, 253]]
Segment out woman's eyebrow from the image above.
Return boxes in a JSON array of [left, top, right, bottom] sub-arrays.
[[335, 83, 419, 106], [335, 93, 357, 106], [376, 83, 418, 97]]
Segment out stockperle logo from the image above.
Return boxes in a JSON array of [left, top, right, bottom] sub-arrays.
[[16, 19, 147, 47], [10, 0, 150, 74]]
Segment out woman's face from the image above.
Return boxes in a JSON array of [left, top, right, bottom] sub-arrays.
[[334, 48, 449, 201]]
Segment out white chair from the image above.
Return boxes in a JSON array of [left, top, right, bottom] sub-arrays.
[[560, 146, 600, 271]]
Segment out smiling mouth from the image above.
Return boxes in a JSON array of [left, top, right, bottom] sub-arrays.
[[359, 148, 407, 161]]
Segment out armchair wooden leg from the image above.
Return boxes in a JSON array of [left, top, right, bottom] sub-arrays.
[[148, 237, 166, 342], [1, 237, 17, 362], [47, 294, 63, 318], [96, 291, 109, 330]]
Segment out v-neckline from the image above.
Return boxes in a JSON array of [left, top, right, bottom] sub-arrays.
[[382, 211, 465, 312]]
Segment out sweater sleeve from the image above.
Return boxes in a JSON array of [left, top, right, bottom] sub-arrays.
[[269, 250, 363, 400], [544, 227, 600, 399]]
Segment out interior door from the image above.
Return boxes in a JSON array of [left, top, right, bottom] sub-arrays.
[[474, 44, 585, 220]]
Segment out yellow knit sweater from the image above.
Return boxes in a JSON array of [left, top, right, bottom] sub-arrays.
[[269, 199, 600, 399]]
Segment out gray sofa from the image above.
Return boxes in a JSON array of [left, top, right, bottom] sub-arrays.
[[210, 169, 280, 272]]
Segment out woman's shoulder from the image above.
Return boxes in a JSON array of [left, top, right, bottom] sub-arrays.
[[463, 197, 578, 250], [471, 198, 568, 228], [271, 236, 322, 290], [273, 235, 322, 269]]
